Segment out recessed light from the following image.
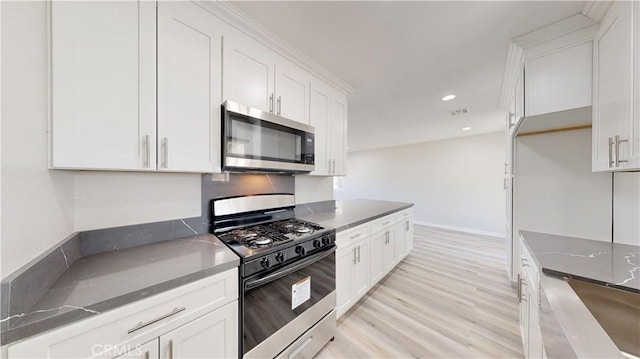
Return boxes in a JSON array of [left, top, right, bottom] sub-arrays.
[[442, 94, 456, 101], [462, 127, 472, 131]]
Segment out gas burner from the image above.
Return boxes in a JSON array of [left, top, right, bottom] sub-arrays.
[[241, 233, 258, 239], [254, 237, 272, 246], [296, 227, 311, 233]]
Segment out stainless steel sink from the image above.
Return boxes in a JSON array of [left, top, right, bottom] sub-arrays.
[[567, 278, 640, 358]]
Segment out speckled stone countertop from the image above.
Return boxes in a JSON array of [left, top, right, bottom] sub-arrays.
[[520, 231, 640, 293], [298, 199, 414, 231], [0, 234, 239, 346]]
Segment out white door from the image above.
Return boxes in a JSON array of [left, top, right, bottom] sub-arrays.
[[159, 303, 238, 359], [275, 60, 310, 124], [593, 1, 633, 171], [330, 93, 348, 176], [157, 2, 222, 173], [309, 80, 331, 175], [114, 340, 159, 359], [223, 33, 275, 113], [336, 245, 355, 318], [369, 232, 384, 284], [50, 1, 156, 170], [352, 239, 370, 300]]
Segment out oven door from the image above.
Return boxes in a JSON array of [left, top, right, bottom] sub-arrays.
[[223, 100, 315, 173], [242, 246, 335, 358]]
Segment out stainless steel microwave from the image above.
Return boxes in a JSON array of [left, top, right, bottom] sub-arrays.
[[222, 101, 315, 173]]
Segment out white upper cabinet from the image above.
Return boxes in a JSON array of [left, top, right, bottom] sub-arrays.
[[50, 1, 157, 170], [223, 32, 275, 114], [309, 78, 348, 176], [525, 41, 593, 117], [157, 2, 222, 173], [275, 59, 310, 124], [593, 1, 640, 171], [223, 34, 310, 125], [51, 1, 224, 173]]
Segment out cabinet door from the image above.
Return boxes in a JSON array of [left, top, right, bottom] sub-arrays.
[[525, 41, 592, 117], [369, 232, 384, 284], [382, 230, 395, 274], [160, 302, 238, 359], [394, 224, 405, 263], [330, 92, 348, 176], [114, 340, 159, 359], [309, 80, 331, 175], [51, 1, 156, 170], [157, 2, 223, 173], [336, 245, 355, 318], [223, 33, 275, 113], [275, 60, 310, 124], [593, 1, 634, 171], [352, 239, 370, 300]]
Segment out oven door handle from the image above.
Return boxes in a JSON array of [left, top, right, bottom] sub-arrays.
[[244, 246, 335, 291]]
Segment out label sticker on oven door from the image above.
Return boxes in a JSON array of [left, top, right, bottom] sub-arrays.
[[292, 276, 311, 310]]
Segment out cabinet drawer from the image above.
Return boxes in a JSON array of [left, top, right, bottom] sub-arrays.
[[369, 214, 397, 234], [337, 223, 369, 247], [8, 268, 238, 358], [396, 209, 413, 221]]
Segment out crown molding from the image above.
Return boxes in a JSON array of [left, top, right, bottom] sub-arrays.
[[581, 1, 612, 22], [511, 13, 597, 50], [197, 1, 355, 95]]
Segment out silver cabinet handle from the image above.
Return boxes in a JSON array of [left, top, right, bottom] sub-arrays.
[[328, 159, 332, 174], [144, 351, 150, 359], [277, 96, 282, 115], [127, 307, 186, 334], [332, 159, 336, 174], [269, 93, 274, 113], [143, 135, 151, 168], [609, 137, 614, 168], [352, 247, 356, 265], [615, 135, 628, 167], [357, 245, 361, 263], [517, 274, 522, 303], [350, 233, 362, 240], [162, 137, 169, 168], [169, 339, 174, 359], [405, 221, 409, 231]]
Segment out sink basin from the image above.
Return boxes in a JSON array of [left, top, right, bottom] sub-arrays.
[[567, 278, 640, 358]]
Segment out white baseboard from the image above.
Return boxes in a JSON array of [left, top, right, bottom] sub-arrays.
[[413, 221, 505, 239]]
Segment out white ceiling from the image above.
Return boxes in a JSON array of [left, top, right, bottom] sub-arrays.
[[232, 1, 586, 152]]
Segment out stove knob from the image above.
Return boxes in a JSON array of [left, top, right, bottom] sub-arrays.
[[321, 236, 328, 245], [275, 252, 286, 263], [295, 245, 306, 256], [313, 239, 322, 248], [260, 257, 271, 269]]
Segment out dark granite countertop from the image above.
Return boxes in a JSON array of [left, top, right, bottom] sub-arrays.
[[520, 231, 640, 293], [0, 234, 239, 345], [298, 199, 414, 232]]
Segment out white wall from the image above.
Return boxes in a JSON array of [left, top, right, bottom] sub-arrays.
[[295, 176, 334, 204], [614, 172, 640, 246], [514, 128, 612, 242], [0, 2, 203, 279], [336, 132, 506, 237]]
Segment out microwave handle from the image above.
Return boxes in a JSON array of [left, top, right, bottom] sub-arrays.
[[244, 246, 335, 291]]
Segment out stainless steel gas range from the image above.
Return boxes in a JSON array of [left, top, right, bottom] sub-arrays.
[[211, 194, 336, 359]]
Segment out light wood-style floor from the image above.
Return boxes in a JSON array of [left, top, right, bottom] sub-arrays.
[[317, 225, 523, 358]]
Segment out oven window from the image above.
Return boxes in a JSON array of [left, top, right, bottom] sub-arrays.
[[243, 251, 335, 355], [228, 115, 304, 163]]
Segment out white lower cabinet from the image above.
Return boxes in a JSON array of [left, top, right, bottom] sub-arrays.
[[336, 209, 414, 319], [519, 238, 543, 359], [7, 269, 238, 359], [336, 236, 369, 318]]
